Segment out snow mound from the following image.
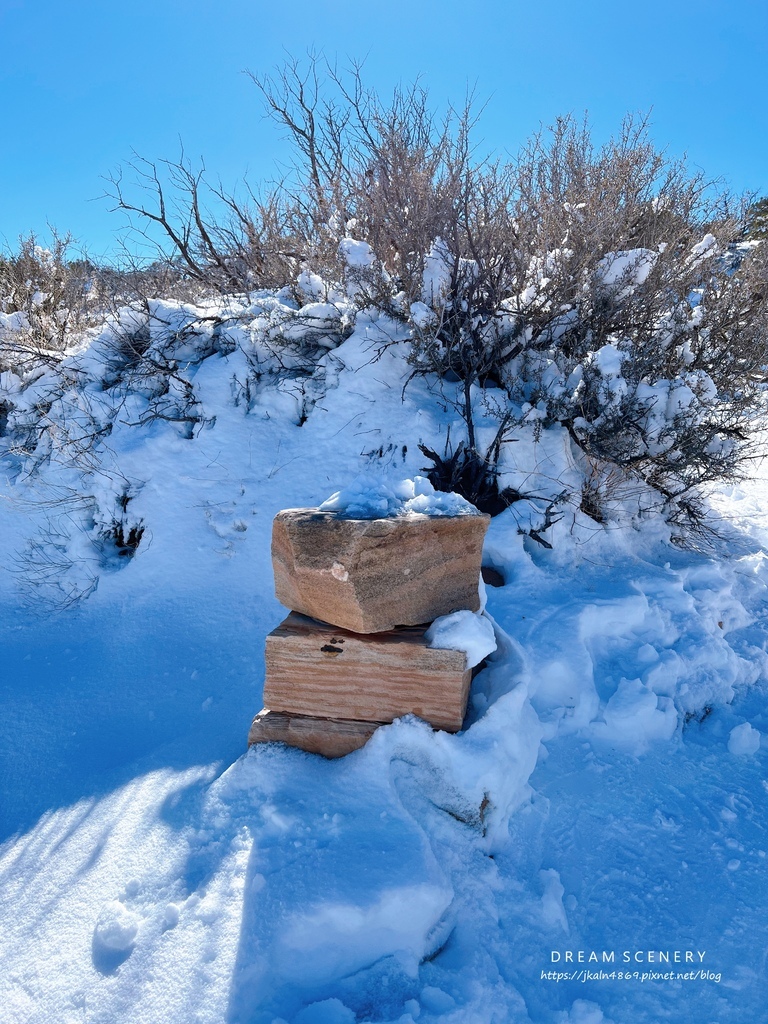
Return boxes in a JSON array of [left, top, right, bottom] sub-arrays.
[[2, 283, 768, 1024], [339, 237, 375, 268], [318, 474, 480, 518], [728, 722, 761, 756], [426, 610, 497, 669], [557, 1000, 614, 1024], [279, 883, 452, 984], [595, 678, 677, 753], [93, 901, 139, 952], [293, 999, 355, 1024]]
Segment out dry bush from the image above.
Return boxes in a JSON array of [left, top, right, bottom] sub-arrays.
[[104, 150, 305, 295], [0, 232, 98, 368], [101, 56, 768, 526], [250, 56, 474, 300]]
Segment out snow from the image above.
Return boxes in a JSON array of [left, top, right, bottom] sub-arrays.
[[421, 239, 452, 305], [689, 233, 719, 263], [590, 343, 625, 378], [596, 248, 656, 291], [296, 268, 328, 300], [556, 1002, 611, 1024], [425, 610, 497, 669], [409, 300, 437, 330], [339, 237, 376, 269], [94, 901, 140, 952], [596, 678, 677, 753], [1, 292, 768, 1023], [318, 474, 480, 518], [728, 721, 761, 756]]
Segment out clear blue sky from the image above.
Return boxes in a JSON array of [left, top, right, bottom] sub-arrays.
[[1, 0, 767, 261]]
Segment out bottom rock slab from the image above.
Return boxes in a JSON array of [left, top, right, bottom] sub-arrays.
[[248, 708, 381, 758]]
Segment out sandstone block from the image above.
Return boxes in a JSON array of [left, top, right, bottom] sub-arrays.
[[272, 509, 489, 633], [263, 612, 472, 731], [248, 708, 380, 758]]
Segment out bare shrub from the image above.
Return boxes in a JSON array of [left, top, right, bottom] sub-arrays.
[[249, 56, 473, 300], [104, 149, 304, 295], [100, 55, 768, 528], [0, 232, 98, 369], [746, 197, 768, 240], [250, 62, 767, 500]]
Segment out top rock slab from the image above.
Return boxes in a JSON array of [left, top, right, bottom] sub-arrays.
[[272, 508, 490, 633]]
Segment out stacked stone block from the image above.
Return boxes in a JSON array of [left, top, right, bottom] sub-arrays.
[[248, 507, 490, 758]]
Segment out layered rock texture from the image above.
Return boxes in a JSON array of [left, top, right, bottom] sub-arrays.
[[264, 613, 472, 731], [272, 508, 489, 633], [249, 504, 490, 758], [248, 709, 380, 758]]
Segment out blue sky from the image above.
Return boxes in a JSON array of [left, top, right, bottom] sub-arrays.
[[1, 0, 767, 260]]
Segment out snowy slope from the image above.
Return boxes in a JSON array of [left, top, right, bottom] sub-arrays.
[[1, 300, 767, 1024]]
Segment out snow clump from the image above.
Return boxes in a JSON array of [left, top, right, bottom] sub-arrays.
[[426, 610, 497, 669], [556, 1000, 614, 1024], [93, 901, 139, 952], [339, 237, 376, 268], [319, 474, 480, 518], [596, 248, 656, 296], [728, 722, 761, 756]]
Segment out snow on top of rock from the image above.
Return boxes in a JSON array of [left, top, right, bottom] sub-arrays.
[[318, 475, 481, 519]]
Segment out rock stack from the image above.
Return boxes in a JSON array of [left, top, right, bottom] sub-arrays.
[[248, 505, 491, 758]]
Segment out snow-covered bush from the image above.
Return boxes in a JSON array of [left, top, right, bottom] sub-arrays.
[[0, 232, 97, 365], [240, 62, 768, 527], [21, 57, 766, 535], [394, 119, 768, 527]]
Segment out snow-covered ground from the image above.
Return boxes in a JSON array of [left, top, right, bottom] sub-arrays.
[[1, 298, 767, 1023]]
